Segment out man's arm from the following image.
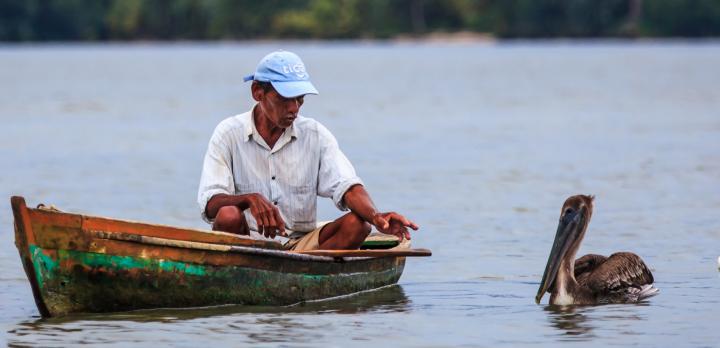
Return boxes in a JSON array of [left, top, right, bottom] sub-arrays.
[[342, 184, 419, 240], [206, 193, 286, 237]]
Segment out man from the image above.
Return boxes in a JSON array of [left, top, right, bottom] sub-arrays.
[[198, 50, 418, 251]]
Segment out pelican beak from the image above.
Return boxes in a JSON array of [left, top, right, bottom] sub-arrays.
[[535, 209, 582, 304]]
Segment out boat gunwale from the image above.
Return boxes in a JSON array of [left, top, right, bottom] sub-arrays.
[[13, 196, 419, 278], [27, 204, 285, 250], [19, 197, 425, 265], [89, 230, 345, 263]]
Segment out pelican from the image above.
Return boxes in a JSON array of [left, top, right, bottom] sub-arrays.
[[535, 195, 658, 305]]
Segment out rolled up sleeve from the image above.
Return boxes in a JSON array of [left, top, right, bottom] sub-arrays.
[[197, 130, 235, 223], [316, 124, 363, 211]]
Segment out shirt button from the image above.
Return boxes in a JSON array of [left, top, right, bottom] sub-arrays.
[[272, 176, 276, 180]]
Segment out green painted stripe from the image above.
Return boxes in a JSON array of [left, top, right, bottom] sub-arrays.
[[30, 244, 58, 289], [71, 250, 208, 276], [30, 245, 208, 277]]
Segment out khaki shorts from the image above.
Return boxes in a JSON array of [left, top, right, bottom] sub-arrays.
[[284, 221, 332, 251]]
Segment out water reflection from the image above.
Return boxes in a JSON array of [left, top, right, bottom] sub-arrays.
[[7, 285, 410, 345], [544, 303, 649, 341], [544, 305, 595, 339]]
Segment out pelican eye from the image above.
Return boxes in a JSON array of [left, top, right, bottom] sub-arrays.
[[564, 208, 574, 216]]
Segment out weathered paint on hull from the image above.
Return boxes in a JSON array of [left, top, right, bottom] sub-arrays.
[[29, 244, 405, 316]]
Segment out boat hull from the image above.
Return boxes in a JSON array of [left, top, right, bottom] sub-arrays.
[[30, 245, 404, 315], [12, 197, 406, 317]]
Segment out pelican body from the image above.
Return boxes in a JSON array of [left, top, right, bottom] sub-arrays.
[[535, 195, 658, 305]]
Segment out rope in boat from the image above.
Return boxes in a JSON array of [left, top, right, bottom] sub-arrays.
[[37, 203, 62, 212]]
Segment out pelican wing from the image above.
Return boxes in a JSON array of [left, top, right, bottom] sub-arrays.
[[574, 254, 608, 286], [574, 254, 608, 277], [582, 252, 654, 294]]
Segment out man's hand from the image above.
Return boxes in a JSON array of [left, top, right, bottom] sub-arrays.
[[341, 185, 419, 241], [371, 212, 419, 240], [244, 193, 286, 239]]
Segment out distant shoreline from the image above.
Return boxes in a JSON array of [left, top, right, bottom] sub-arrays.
[[2, 34, 720, 47]]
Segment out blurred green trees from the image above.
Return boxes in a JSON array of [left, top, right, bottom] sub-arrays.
[[1, 0, 719, 41]]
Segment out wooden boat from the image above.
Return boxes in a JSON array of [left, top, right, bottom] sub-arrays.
[[11, 196, 430, 317]]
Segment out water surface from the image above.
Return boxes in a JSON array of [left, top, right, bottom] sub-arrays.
[[0, 41, 719, 347]]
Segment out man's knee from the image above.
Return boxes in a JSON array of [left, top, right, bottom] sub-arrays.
[[344, 211, 371, 235], [213, 206, 247, 233], [216, 205, 244, 223]]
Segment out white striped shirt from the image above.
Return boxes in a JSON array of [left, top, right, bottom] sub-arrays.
[[197, 106, 363, 232]]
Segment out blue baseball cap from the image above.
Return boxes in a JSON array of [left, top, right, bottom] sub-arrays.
[[243, 50, 319, 98]]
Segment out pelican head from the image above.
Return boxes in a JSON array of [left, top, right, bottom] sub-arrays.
[[535, 195, 595, 304]]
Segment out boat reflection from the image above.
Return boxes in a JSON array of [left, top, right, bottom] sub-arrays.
[[11, 285, 410, 326], [8, 285, 410, 345]]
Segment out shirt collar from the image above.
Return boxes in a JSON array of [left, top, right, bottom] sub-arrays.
[[242, 104, 298, 148]]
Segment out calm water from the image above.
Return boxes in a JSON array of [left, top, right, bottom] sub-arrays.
[[1, 41, 719, 347]]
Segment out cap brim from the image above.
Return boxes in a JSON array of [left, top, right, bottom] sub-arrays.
[[271, 80, 319, 98]]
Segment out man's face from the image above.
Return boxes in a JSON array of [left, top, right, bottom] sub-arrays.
[[255, 85, 305, 129]]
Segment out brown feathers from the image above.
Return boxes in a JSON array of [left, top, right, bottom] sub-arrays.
[[580, 252, 654, 294]]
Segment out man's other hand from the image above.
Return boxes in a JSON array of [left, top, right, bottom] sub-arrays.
[[245, 193, 286, 239], [371, 212, 419, 240]]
